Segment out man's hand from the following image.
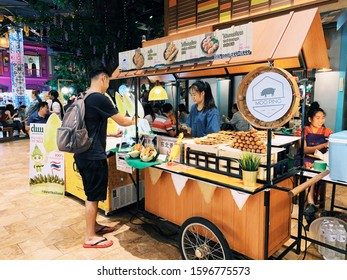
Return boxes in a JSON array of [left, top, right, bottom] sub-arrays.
[[107, 129, 123, 138]]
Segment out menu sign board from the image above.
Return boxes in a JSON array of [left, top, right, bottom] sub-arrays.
[[119, 22, 252, 71]]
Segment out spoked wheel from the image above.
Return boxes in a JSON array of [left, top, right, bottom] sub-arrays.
[[179, 217, 231, 260]]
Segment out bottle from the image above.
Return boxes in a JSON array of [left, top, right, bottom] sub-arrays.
[[318, 219, 329, 256], [323, 223, 337, 260], [335, 224, 347, 260]]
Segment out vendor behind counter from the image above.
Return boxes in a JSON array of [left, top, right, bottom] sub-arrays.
[[185, 81, 220, 137]]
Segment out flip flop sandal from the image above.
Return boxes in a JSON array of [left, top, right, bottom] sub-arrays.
[[95, 225, 116, 235], [83, 237, 113, 248]]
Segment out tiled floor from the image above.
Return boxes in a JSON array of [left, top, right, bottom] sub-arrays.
[[0, 138, 346, 260]]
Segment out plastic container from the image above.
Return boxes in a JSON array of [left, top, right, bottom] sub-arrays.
[[329, 130, 347, 182], [318, 219, 330, 256], [335, 224, 347, 260], [323, 223, 337, 260]]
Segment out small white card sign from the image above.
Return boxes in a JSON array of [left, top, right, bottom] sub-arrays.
[[116, 152, 133, 174]]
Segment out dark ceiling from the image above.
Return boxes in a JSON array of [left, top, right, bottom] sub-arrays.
[[0, 0, 165, 49]]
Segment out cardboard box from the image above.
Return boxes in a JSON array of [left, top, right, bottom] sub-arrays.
[[329, 131, 347, 182]]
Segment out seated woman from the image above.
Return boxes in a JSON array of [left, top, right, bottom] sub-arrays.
[[1, 104, 26, 137], [143, 103, 157, 127], [295, 103, 333, 226], [178, 103, 189, 124]]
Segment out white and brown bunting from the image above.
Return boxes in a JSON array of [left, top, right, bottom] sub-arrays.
[[193, 129, 274, 153]]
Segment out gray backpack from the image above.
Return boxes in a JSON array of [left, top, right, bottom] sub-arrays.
[[56, 92, 94, 153]]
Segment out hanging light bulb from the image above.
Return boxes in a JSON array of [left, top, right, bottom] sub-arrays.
[[148, 81, 168, 101]]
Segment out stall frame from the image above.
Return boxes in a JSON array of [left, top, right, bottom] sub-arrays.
[[111, 8, 346, 259]]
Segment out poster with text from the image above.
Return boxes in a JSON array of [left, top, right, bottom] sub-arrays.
[[29, 123, 65, 196]]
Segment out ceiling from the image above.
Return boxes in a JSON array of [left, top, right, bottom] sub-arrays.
[[0, 0, 165, 53]]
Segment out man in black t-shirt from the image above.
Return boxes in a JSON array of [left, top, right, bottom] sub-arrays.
[[75, 68, 135, 249]]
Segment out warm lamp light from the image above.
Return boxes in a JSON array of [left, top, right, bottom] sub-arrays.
[[148, 81, 168, 101], [0, 37, 9, 48], [317, 68, 332, 72]]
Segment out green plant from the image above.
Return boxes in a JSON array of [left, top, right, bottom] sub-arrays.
[[238, 152, 261, 171]]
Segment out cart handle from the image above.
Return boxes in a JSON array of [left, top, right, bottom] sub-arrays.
[[289, 169, 330, 197]]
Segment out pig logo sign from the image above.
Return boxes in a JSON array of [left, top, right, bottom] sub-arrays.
[[245, 72, 293, 122]]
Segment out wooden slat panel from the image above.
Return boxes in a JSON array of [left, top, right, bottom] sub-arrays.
[[232, 0, 251, 19], [168, 6, 177, 34], [177, 0, 197, 29]]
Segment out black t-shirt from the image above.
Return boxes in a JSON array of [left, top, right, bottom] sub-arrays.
[[74, 92, 118, 160]]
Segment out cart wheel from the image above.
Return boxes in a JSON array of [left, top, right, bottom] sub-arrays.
[[179, 217, 231, 260]]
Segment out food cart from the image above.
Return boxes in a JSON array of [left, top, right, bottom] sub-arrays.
[[111, 8, 343, 259]]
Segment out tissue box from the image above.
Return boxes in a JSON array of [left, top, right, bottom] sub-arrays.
[[329, 131, 347, 182]]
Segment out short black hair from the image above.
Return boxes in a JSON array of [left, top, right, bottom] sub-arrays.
[[38, 101, 48, 110], [162, 103, 173, 113], [89, 68, 110, 80]]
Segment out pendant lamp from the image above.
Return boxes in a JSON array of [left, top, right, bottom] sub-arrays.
[[148, 81, 168, 101]]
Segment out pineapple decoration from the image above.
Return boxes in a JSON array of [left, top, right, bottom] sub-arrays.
[[167, 133, 184, 165]]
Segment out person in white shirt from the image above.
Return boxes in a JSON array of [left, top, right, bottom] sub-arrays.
[[48, 90, 64, 120]]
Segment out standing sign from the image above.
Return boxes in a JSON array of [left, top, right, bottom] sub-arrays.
[[29, 123, 65, 196]]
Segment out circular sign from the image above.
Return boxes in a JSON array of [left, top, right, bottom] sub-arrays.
[[237, 67, 300, 129]]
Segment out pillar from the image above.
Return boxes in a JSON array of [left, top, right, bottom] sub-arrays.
[[8, 27, 26, 107]]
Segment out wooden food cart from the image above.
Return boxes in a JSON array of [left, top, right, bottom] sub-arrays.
[[112, 8, 331, 259]]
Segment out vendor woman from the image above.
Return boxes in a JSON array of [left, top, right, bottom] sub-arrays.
[[296, 103, 333, 226], [186, 80, 220, 137]]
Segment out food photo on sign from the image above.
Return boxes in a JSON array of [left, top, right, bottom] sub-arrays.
[[201, 34, 219, 57]]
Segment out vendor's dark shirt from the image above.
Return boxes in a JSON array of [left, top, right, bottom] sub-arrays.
[[74, 93, 118, 160], [26, 111, 50, 125]]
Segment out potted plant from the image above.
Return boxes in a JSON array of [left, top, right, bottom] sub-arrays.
[[238, 152, 261, 187]]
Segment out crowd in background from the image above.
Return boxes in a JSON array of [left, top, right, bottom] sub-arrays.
[[0, 89, 67, 138]]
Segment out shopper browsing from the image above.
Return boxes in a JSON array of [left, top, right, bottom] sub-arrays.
[[74, 68, 135, 249], [186, 80, 220, 137], [26, 89, 42, 117]]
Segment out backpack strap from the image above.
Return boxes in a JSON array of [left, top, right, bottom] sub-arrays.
[[82, 91, 97, 100]]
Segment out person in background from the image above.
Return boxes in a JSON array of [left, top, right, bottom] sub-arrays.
[[49, 90, 64, 120], [74, 68, 135, 249], [186, 80, 220, 137], [25, 101, 51, 136], [140, 84, 149, 105], [143, 103, 157, 127], [153, 103, 162, 116], [1, 103, 26, 136], [225, 103, 250, 131], [178, 103, 189, 124], [295, 102, 333, 227], [64, 95, 76, 112], [26, 89, 42, 117], [151, 103, 177, 137], [18, 105, 28, 135]]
